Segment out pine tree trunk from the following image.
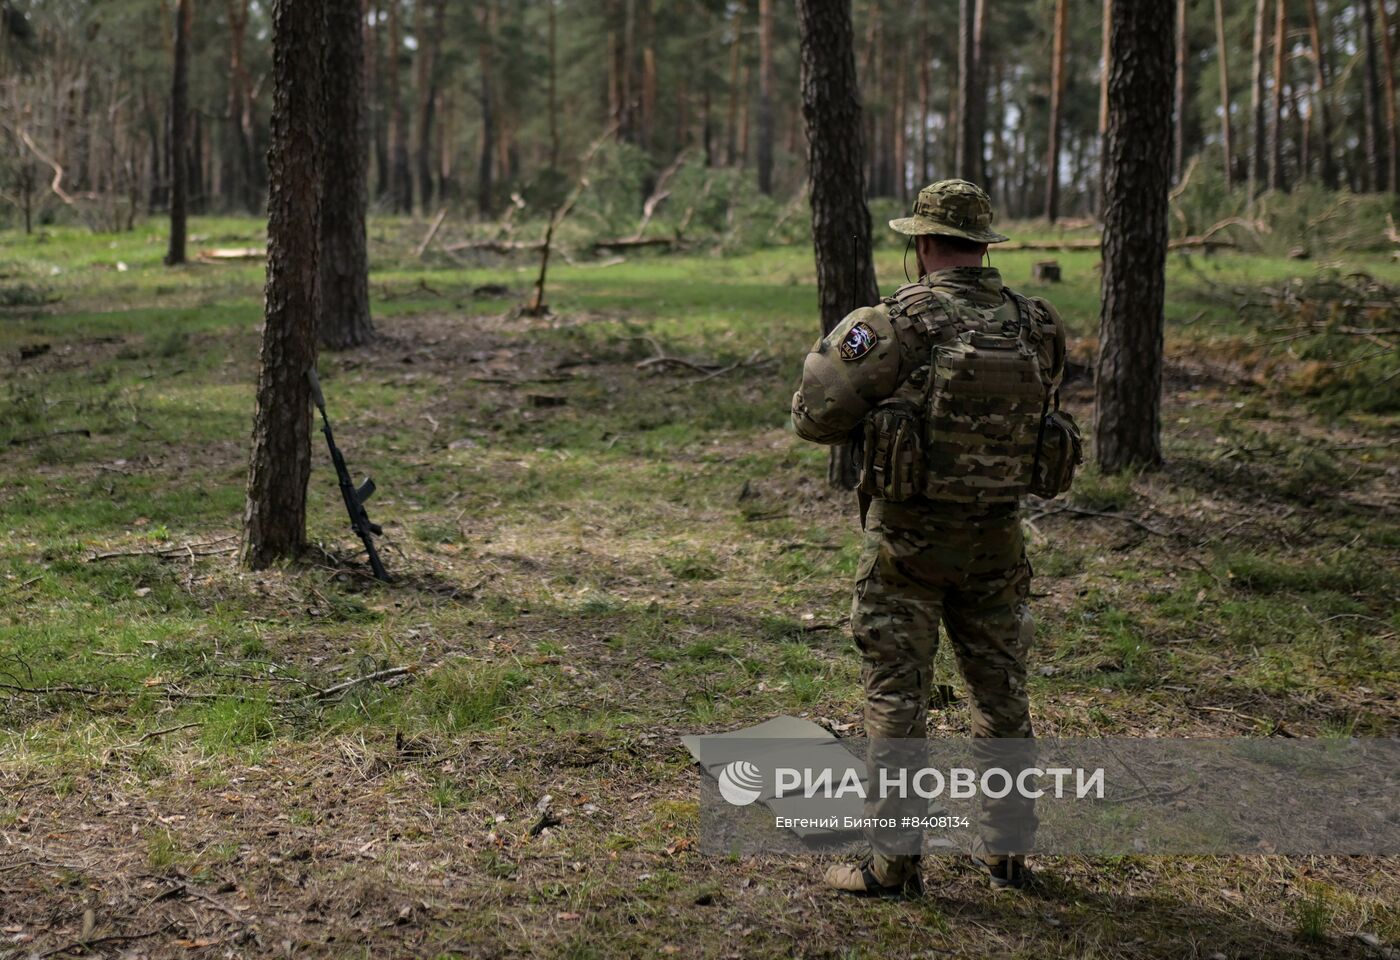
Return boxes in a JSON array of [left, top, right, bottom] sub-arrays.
[[1095, 0, 1175, 474], [368, 0, 389, 199], [725, 10, 743, 166], [956, 0, 984, 181], [547, 0, 560, 169], [1215, 0, 1235, 188], [1361, 0, 1386, 191], [1045, 0, 1067, 221], [1377, 0, 1399, 192], [640, 0, 657, 152], [795, 0, 879, 491], [1305, 0, 1336, 187], [1250, 0, 1268, 199], [477, 0, 496, 217], [701, 4, 714, 165], [1173, 0, 1188, 183], [893, 36, 907, 201], [1268, 0, 1287, 192], [320, 0, 373, 351], [412, 0, 445, 213], [918, 4, 931, 185], [226, 0, 259, 213], [1097, 0, 1110, 214], [242, 0, 326, 570], [386, 0, 411, 213], [756, 0, 775, 194], [165, 0, 192, 266]]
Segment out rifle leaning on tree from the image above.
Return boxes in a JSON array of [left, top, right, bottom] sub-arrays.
[[307, 368, 390, 582]]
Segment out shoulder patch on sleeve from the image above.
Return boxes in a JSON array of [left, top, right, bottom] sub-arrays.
[[837, 321, 878, 361]]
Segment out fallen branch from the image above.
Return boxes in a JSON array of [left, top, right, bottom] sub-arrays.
[[88, 537, 239, 562], [526, 120, 622, 315], [414, 207, 449, 258], [0, 576, 42, 596], [627, 148, 691, 241], [1029, 504, 1169, 537], [441, 238, 545, 254], [111, 722, 204, 750], [197, 247, 264, 261], [591, 236, 677, 251], [309, 666, 415, 701], [676, 177, 713, 240], [38, 923, 175, 959]]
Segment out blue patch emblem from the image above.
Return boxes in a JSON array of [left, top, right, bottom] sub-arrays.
[[838, 321, 877, 361]]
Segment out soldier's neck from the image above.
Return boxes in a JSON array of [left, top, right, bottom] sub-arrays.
[[917, 252, 986, 274]]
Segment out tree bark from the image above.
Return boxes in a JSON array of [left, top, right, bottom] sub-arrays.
[[1214, 0, 1234, 188], [226, 0, 259, 213], [1268, 0, 1287, 192], [320, 0, 373, 351], [368, 0, 389, 199], [547, 0, 560, 169], [1174, 0, 1188, 184], [164, 0, 192, 266], [725, 7, 743, 166], [243, 0, 326, 570], [892, 33, 907, 201], [1377, 0, 1399, 192], [756, 0, 775, 194], [795, 0, 879, 490], [1045, 0, 1067, 221], [412, 0, 446, 213], [1095, 0, 1175, 474], [477, 0, 496, 217], [1249, 0, 1268, 199], [1304, 0, 1336, 187], [1361, 0, 1386, 192], [918, 3, 931, 185], [956, 0, 984, 182], [640, 0, 657, 151], [1097, 0, 1110, 213], [385, 0, 410, 212]]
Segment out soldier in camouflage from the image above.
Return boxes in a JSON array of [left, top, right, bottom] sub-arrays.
[[792, 180, 1067, 894]]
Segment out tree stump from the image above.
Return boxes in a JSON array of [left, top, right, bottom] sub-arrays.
[[1031, 259, 1062, 283]]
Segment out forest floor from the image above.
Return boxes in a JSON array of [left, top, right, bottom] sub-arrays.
[[1, 217, 1398, 959]]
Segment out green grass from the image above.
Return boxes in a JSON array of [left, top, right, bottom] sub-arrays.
[[0, 215, 1397, 958]]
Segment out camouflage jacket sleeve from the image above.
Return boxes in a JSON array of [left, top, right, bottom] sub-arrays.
[[791, 304, 926, 444]]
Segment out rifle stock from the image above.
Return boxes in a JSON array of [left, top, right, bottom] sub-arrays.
[[307, 369, 390, 582]]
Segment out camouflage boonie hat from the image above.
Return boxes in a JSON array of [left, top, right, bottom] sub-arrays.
[[888, 179, 1009, 244]]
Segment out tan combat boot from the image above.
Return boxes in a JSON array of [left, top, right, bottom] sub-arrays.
[[971, 838, 1031, 891], [823, 856, 923, 896]]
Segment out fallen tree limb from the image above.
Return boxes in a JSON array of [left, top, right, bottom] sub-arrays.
[[526, 119, 622, 315], [414, 207, 449, 258], [592, 236, 677, 251], [1028, 504, 1169, 537], [627, 148, 690, 241], [88, 536, 239, 562], [308, 666, 415, 701], [441, 238, 545, 254], [197, 247, 265, 261]]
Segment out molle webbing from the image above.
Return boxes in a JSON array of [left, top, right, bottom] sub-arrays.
[[921, 332, 1046, 502], [895, 283, 1047, 504]]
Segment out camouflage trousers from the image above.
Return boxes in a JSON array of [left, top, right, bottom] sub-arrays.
[[850, 497, 1036, 885]]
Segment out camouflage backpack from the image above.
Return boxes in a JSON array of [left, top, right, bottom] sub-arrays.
[[855, 281, 1080, 503]]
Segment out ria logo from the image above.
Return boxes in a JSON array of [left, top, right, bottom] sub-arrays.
[[717, 760, 764, 806]]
